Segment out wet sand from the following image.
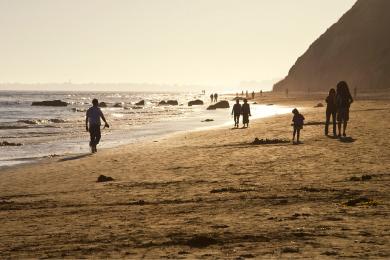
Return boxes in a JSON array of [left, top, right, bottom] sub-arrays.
[[0, 96, 389, 258]]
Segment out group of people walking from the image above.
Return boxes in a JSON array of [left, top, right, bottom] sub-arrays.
[[324, 81, 354, 137], [291, 80, 354, 144], [210, 93, 218, 103], [86, 81, 354, 153], [231, 99, 251, 128]]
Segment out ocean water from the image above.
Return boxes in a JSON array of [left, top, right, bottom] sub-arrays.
[[0, 91, 292, 167]]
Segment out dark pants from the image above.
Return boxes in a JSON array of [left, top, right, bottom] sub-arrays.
[[89, 124, 101, 147], [325, 109, 336, 136], [234, 114, 240, 126]]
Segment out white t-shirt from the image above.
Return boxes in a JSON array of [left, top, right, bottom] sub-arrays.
[[86, 106, 103, 125]]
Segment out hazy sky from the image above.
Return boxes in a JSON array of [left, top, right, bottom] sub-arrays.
[[0, 0, 356, 89]]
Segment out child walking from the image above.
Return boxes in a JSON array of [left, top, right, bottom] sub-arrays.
[[292, 108, 305, 144]]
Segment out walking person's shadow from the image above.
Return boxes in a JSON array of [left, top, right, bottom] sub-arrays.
[[339, 136, 356, 143]]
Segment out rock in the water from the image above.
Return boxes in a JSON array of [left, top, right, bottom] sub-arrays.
[[314, 103, 324, 107], [188, 99, 204, 106], [49, 119, 66, 123], [113, 103, 123, 108], [31, 100, 68, 107], [158, 100, 167, 105], [135, 100, 145, 106], [207, 100, 230, 110], [202, 119, 214, 122], [98, 102, 107, 108], [97, 175, 114, 182], [167, 100, 178, 105], [0, 141, 23, 146]]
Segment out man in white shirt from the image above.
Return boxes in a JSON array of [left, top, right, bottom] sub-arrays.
[[86, 99, 109, 153]]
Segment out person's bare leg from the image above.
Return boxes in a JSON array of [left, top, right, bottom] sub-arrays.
[[343, 121, 348, 136], [293, 128, 296, 143], [338, 122, 342, 137], [297, 129, 300, 143]]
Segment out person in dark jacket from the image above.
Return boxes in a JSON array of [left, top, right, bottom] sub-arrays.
[[232, 99, 242, 128], [292, 108, 305, 144], [241, 99, 251, 128], [325, 88, 337, 136], [336, 81, 353, 137]]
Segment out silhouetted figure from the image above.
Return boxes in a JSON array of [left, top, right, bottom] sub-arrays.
[[251, 91, 255, 99], [286, 88, 289, 97], [232, 99, 242, 128], [214, 93, 218, 102], [245, 90, 248, 98], [325, 88, 337, 136], [241, 99, 251, 128], [236, 92, 238, 97], [242, 90, 244, 95], [210, 94, 214, 103], [260, 90, 263, 97], [336, 81, 353, 137], [292, 108, 305, 144], [86, 99, 109, 153]]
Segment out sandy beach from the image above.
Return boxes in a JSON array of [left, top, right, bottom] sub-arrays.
[[1, 95, 389, 258]]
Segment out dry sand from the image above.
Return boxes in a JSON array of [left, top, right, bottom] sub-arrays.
[[0, 96, 389, 258]]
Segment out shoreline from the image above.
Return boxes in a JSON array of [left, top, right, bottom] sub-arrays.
[[1, 96, 389, 258], [0, 101, 294, 170]]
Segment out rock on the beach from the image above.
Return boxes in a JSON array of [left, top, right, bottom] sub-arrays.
[[202, 119, 214, 122], [135, 100, 145, 106], [113, 103, 123, 108], [31, 100, 68, 107], [97, 175, 114, 182], [98, 102, 107, 108], [158, 100, 167, 105], [167, 100, 178, 105], [188, 99, 204, 106], [207, 100, 230, 110], [252, 138, 290, 145], [314, 103, 324, 107], [0, 141, 23, 146]]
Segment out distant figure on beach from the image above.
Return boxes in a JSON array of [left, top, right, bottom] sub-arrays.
[[242, 90, 244, 95], [210, 94, 214, 103], [292, 108, 305, 144], [232, 99, 242, 128], [245, 90, 248, 98], [251, 91, 255, 99], [214, 93, 218, 102], [86, 99, 109, 153], [260, 90, 263, 97], [241, 99, 251, 128], [336, 81, 353, 137], [325, 88, 337, 136]]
